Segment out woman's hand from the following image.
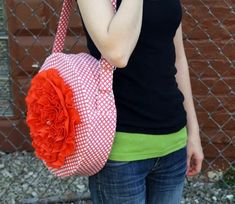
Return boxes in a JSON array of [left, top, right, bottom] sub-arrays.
[[186, 133, 204, 177]]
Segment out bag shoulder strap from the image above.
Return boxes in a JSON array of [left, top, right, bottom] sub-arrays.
[[52, 0, 117, 54]]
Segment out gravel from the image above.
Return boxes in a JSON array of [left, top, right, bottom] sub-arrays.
[[0, 151, 234, 204]]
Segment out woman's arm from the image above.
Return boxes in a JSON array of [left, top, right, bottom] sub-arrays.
[[77, 0, 143, 68], [174, 23, 204, 177], [173, 23, 200, 137]]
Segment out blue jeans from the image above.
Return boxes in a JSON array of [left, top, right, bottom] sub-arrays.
[[89, 146, 187, 204]]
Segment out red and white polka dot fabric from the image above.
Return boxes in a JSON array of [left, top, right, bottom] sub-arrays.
[[40, 0, 117, 177]]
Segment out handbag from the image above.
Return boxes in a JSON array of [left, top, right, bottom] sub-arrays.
[[25, 0, 117, 178]]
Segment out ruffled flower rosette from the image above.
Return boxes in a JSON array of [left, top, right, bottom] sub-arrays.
[[25, 68, 81, 168]]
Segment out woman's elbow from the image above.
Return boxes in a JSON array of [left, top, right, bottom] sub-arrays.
[[109, 54, 128, 68], [103, 47, 129, 68]]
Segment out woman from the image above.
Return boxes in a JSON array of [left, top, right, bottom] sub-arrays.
[[76, 0, 204, 203]]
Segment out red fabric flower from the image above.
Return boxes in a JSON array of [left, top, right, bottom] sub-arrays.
[[25, 68, 81, 168]]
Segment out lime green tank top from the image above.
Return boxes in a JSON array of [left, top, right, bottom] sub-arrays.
[[108, 126, 187, 161]]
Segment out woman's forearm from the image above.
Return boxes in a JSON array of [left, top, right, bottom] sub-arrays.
[[107, 0, 143, 66], [175, 56, 200, 138], [77, 0, 143, 67]]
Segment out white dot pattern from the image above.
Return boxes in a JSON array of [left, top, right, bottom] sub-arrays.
[[38, 0, 117, 178]]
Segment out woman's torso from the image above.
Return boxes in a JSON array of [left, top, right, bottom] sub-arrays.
[[78, 0, 187, 134]]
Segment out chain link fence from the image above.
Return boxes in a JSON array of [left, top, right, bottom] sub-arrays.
[[0, 0, 234, 203]]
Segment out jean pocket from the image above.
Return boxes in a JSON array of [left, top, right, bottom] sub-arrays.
[[105, 160, 132, 167]]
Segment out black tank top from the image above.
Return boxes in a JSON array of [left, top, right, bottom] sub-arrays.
[[78, 0, 187, 134]]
